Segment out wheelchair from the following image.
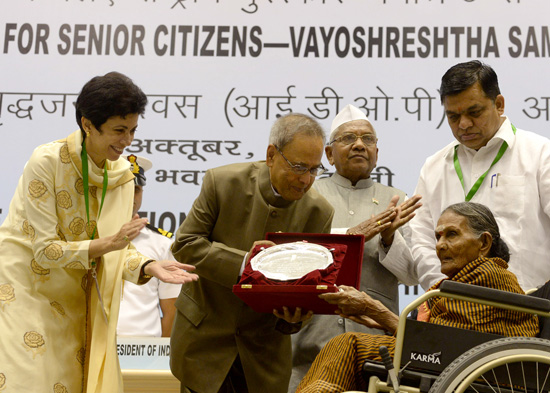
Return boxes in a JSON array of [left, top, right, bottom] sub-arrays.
[[355, 280, 550, 393]]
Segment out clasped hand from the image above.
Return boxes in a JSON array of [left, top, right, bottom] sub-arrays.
[[346, 194, 422, 246], [273, 306, 313, 324]]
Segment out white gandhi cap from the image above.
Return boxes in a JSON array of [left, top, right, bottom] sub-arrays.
[[329, 104, 370, 142]]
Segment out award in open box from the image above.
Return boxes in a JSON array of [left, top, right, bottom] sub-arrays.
[[232, 232, 365, 314]]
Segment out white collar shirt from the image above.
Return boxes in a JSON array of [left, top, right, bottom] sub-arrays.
[[411, 116, 550, 291], [117, 226, 181, 337]]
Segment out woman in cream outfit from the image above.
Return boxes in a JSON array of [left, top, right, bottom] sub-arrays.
[[0, 72, 197, 393]]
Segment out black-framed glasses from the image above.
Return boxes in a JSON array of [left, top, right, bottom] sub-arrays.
[[274, 145, 327, 177], [330, 133, 377, 146]]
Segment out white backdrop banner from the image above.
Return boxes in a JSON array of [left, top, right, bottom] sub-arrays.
[[2, 0, 550, 306]]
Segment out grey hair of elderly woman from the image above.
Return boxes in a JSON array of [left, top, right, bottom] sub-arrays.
[[442, 202, 510, 262], [269, 113, 326, 150]]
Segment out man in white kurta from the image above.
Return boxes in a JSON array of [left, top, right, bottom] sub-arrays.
[[407, 60, 550, 291], [289, 105, 420, 392], [411, 117, 550, 290]]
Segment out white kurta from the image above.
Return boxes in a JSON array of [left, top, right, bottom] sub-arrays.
[[0, 131, 150, 392], [410, 117, 550, 291], [117, 226, 181, 337]]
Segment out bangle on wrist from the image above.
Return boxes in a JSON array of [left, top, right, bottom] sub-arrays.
[[141, 260, 156, 279]]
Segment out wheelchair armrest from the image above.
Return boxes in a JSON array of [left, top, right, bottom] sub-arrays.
[[439, 281, 550, 313]]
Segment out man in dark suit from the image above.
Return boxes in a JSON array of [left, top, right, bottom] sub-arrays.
[[170, 113, 334, 393]]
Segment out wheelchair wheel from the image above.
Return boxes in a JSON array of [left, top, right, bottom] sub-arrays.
[[428, 337, 550, 393]]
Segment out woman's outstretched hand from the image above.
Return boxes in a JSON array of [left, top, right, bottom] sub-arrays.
[[144, 260, 199, 284]]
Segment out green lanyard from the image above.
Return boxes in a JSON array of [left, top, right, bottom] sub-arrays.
[[81, 140, 110, 323], [81, 140, 108, 240], [453, 124, 516, 202]]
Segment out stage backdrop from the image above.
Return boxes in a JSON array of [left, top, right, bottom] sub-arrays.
[[2, 0, 550, 308]]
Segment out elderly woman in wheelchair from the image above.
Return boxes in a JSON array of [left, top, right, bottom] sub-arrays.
[[296, 202, 550, 393]]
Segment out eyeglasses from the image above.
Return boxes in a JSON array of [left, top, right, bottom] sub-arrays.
[[330, 133, 377, 146], [274, 145, 327, 177]]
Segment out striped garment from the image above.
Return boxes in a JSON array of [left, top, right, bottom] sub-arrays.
[[296, 257, 540, 393]]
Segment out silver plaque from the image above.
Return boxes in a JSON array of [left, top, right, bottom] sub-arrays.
[[250, 242, 333, 281]]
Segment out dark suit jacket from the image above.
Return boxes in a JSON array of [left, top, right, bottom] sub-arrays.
[[170, 161, 333, 393]]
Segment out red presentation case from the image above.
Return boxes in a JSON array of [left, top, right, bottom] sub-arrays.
[[232, 232, 364, 314]]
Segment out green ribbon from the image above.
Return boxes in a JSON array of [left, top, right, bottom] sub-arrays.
[[81, 139, 110, 323], [454, 124, 516, 202], [81, 140, 108, 241]]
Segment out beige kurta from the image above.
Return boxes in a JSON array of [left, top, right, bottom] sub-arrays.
[[0, 130, 150, 392]]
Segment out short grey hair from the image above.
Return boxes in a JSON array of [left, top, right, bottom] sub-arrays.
[[269, 113, 326, 149], [442, 202, 510, 262]]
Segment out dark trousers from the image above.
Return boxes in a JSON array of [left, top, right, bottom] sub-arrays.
[[182, 355, 249, 393]]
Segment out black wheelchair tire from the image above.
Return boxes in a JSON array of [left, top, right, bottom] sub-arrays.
[[428, 336, 550, 393]]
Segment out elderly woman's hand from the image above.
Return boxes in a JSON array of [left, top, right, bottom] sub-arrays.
[[320, 285, 399, 334], [319, 285, 373, 315], [343, 314, 385, 330]]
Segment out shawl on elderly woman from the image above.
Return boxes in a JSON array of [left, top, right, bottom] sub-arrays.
[[296, 257, 539, 393]]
